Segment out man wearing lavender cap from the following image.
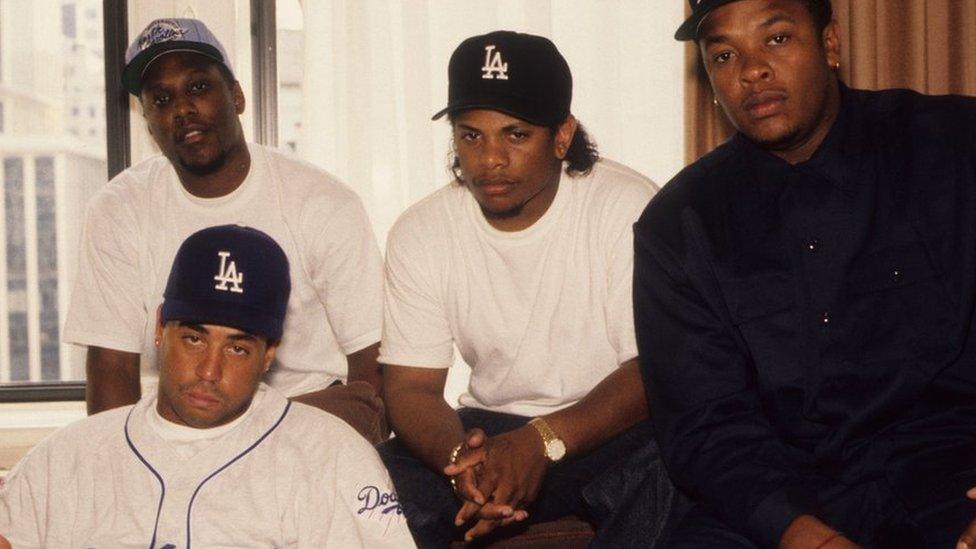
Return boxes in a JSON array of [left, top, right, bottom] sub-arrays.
[[63, 18, 387, 442]]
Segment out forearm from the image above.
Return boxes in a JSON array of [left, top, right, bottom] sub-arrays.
[[780, 515, 856, 548], [544, 358, 647, 458], [346, 342, 383, 397], [85, 346, 141, 415], [385, 366, 465, 472]]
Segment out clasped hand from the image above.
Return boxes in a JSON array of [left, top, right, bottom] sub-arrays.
[[443, 425, 549, 541]]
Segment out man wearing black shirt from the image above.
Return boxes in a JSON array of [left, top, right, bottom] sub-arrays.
[[635, 0, 976, 547]]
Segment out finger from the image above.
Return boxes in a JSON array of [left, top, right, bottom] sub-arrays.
[[455, 499, 483, 526], [454, 469, 486, 506], [444, 447, 487, 476], [465, 517, 503, 542], [958, 518, 976, 549], [498, 509, 530, 527], [489, 474, 518, 509], [473, 502, 515, 521], [465, 428, 487, 448]]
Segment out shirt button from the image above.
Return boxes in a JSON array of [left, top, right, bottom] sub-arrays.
[[805, 239, 821, 252], [821, 311, 830, 324], [892, 269, 902, 283]]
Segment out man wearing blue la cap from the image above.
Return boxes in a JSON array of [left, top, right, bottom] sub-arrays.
[[1, 225, 414, 547], [64, 18, 388, 443], [636, 0, 976, 547]]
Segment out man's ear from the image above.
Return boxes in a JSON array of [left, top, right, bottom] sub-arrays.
[[554, 115, 578, 160], [154, 306, 164, 346], [822, 20, 841, 70], [261, 342, 278, 375], [233, 82, 246, 115]]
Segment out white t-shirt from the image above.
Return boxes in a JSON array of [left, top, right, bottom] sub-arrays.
[[379, 159, 657, 416], [63, 144, 383, 396], [0, 384, 415, 548]]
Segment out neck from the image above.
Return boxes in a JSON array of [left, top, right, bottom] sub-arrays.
[[177, 141, 251, 199], [485, 168, 562, 232], [770, 79, 842, 165]]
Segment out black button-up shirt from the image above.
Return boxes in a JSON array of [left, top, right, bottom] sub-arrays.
[[635, 84, 976, 546]]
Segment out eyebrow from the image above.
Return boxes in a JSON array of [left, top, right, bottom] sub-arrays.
[[176, 323, 257, 342], [701, 12, 797, 46], [178, 322, 209, 334], [227, 333, 259, 343]]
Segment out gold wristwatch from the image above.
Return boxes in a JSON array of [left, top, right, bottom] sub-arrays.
[[528, 417, 566, 463]]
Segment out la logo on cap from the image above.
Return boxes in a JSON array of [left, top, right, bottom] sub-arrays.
[[214, 250, 244, 293], [481, 45, 508, 80]]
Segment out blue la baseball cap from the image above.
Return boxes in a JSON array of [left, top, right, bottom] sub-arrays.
[[123, 18, 235, 95], [161, 225, 290, 342]]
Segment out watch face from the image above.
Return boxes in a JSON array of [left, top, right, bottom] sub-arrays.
[[546, 439, 566, 461]]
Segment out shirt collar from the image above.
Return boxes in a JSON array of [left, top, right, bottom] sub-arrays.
[[731, 81, 863, 192]]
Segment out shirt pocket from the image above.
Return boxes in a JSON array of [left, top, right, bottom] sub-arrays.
[[723, 273, 800, 389], [842, 242, 953, 365]]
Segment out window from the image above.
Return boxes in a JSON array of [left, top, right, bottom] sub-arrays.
[[0, 0, 106, 390]]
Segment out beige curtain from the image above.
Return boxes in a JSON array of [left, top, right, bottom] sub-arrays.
[[685, 0, 976, 163]]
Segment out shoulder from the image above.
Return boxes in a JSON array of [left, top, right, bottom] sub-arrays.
[[86, 154, 171, 213], [574, 159, 659, 210], [256, 144, 364, 209], [15, 406, 130, 465], [275, 402, 379, 460], [388, 183, 465, 246], [853, 87, 976, 139], [637, 140, 739, 239]]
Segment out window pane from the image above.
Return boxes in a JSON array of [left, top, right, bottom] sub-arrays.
[[0, 0, 106, 385]]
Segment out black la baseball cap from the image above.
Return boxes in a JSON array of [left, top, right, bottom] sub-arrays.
[[675, 0, 745, 41], [123, 18, 235, 95], [161, 225, 291, 342], [432, 31, 572, 127]]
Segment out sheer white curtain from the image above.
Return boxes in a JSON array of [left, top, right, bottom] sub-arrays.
[[283, 0, 686, 246]]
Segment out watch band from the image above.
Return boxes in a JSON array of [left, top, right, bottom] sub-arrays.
[[529, 417, 566, 462]]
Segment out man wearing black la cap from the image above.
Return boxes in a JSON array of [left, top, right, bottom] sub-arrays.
[[635, 0, 976, 547], [0, 225, 414, 547], [378, 30, 675, 546]]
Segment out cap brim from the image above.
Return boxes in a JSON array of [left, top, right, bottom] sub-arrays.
[[431, 99, 561, 127], [160, 298, 283, 342], [674, 0, 743, 41], [123, 42, 226, 95]]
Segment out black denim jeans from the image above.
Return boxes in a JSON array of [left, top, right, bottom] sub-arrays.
[[378, 408, 678, 548]]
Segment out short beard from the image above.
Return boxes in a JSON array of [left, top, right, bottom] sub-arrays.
[[179, 149, 230, 176], [479, 203, 524, 220]]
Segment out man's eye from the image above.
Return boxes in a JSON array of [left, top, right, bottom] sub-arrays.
[[510, 130, 529, 141], [153, 94, 171, 106], [228, 345, 249, 356], [182, 335, 202, 345], [769, 34, 791, 45], [460, 132, 479, 142], [190, 81, 209, 93], [713, 51, 733, 64]]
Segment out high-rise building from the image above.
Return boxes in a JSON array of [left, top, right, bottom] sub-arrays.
[[0, 0, 106, 384]]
